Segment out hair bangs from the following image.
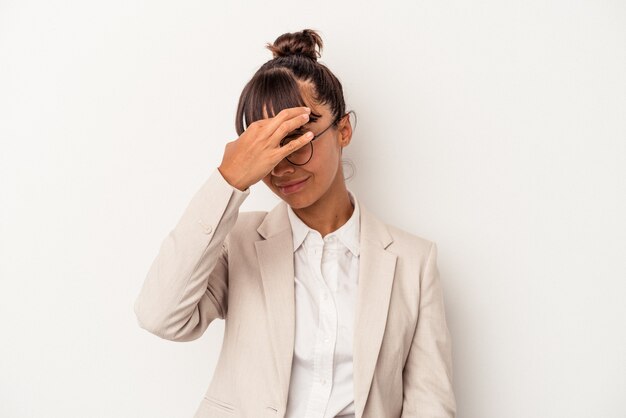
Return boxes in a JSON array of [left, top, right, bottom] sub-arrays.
[[236, 69, 322, 135]]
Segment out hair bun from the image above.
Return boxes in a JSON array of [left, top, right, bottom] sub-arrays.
[[265, 29, 323, 61]]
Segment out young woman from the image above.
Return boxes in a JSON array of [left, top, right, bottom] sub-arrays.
[[134, 29, 456, 418]]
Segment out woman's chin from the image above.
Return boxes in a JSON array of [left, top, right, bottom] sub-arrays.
[[279, 191, 314, 209]]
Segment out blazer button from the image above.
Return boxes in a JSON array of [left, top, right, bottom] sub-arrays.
[[198, 220, 213, 234]]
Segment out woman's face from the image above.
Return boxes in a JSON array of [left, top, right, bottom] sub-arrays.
[[261, 95, 349, 210]]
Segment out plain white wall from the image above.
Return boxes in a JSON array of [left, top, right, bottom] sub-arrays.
[[1, 0, 624, 417]]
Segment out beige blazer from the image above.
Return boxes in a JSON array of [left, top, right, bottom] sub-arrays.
[[134, 168, 456, 418]]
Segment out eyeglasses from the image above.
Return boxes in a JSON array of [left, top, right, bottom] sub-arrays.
[[279, 113, 348, 166]]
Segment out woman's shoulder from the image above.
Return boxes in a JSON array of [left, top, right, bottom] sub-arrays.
[[231, 210, 268, 236], [388, 222, 433, 244], [360, 204, 435, 251], [379, 219, 436, 259]]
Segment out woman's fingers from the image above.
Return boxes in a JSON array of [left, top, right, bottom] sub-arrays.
[[265, 108, 312, 146], [274, 131, 314, 161], [262, 107, 311, 146]]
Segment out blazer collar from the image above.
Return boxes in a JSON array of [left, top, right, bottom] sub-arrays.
[[255, 194, 396, 418], [257, 192, 392, 248]]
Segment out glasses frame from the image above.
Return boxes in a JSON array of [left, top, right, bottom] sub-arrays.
[[279, 112, 349, 166]]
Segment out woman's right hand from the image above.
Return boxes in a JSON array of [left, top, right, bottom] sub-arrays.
[[217, 106, 314, 191]]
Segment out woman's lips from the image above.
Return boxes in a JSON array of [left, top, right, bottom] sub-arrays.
[[277, 177, 309, 195]]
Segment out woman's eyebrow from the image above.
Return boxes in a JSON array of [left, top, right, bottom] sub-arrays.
[[301, 120, 319, 129], [291, 114, 321, 133]]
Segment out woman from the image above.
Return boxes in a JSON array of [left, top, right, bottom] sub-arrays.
[[134, 29, 456, 418]]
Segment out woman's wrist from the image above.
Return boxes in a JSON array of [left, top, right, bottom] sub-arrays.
[[217, 165, 248, 192]]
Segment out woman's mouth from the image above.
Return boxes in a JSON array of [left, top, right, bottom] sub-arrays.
[[277, 177, 309, 195]]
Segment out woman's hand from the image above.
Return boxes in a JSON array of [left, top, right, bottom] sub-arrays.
[[218, 106, 313, 191]]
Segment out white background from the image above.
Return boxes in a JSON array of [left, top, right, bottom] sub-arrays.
[[1, 1, 624, 417]]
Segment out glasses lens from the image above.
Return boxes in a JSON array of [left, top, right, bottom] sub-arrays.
[[281, 134, 312, 165]]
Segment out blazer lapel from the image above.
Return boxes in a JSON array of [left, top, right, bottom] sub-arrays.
[[255, 198, 397, 418], [255, 201, 295, 409], [353, 203, 397, 418]]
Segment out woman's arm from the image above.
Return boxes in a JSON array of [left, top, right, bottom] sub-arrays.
[[401, 242, 457, 417], [133, 167, 250, 342]]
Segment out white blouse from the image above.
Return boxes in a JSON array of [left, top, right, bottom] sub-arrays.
[[284, 189, 361, 418]]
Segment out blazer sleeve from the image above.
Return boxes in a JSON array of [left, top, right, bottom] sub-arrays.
[[401, 242, 457, 417], [133, 167, 250, 342]]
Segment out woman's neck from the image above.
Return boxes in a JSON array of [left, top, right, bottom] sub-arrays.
[[292, 183, 354, 238]]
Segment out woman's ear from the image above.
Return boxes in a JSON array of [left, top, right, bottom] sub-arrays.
[[338, 115, 353, 147]]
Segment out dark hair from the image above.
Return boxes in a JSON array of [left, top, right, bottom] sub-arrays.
[[234, 29, 357, 179]]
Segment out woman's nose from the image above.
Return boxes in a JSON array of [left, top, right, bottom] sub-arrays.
[[271, 157, 296, 177]]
